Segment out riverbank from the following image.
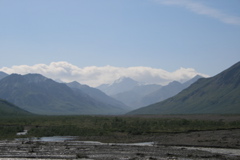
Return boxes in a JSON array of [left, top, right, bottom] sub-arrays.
[[0, 129, 240, 160], [1, 115, 239, 159], [72, 128, 240, 149], [0, 139, 239, 160]]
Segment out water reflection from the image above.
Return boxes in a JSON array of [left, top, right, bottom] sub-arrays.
[[16, 136, 78, 142], [16, 136, 154, 146]]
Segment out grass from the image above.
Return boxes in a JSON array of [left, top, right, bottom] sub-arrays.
[[0, 115, 240, 141]]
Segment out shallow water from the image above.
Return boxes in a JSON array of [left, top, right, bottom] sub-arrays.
[[16, 136, 78, 142], [108, 141, 155, 146], [16, 130, 28, 136], [16, 136, 154, 146]]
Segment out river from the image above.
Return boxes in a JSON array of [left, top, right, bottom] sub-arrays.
[[16, 136, 240, 157]]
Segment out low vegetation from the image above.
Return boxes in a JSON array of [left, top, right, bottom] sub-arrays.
[[0, 115, 240, 141]]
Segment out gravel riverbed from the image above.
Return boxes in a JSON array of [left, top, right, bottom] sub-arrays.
[[0, 129, 240, 160]]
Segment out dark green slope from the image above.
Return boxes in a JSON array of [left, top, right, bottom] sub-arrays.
[[0, 74, 126, 115], [128, 61, 240, 114], [0, 99, 31, 116]]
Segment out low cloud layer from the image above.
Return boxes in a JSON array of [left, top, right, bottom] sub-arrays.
[[155, 0, 240, 26], [0, 61, 208, 87]]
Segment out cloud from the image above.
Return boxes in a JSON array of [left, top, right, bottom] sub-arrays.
[[154, 0, 240, 26], [0, 61, 208, 87]]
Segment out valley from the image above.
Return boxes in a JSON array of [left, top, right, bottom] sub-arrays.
[[0, 62, 240, 159], [1, 0, 239, 159], [1, 61, 239, 116], [0, 114, 240, 159]]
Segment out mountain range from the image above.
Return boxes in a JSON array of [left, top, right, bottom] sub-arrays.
[[111, 83, 162, 109], [140, 75, 202, 107], [66, 81, 129, 110], [97, 77, 141, 96], [0, 61, 239, 116], [128, 61, 240, 114], [0, 74, 129, 115], [98, 76, 202, 109]]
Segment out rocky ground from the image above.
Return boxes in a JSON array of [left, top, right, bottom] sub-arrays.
[[154, 129, 240, 149], [0, 129, 240, 160]]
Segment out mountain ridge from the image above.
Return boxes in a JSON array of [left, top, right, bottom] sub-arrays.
[[110, 75, 202, 109], [141, 75, 203, 107], [128, 62, 240, 115], [67, 81, 130, 111], [0, 71, 8, 80], [97, 77, 140, 96], [111, 84, 162, 109], [0, 98, 32, 116], [0, 74, 127, 115]]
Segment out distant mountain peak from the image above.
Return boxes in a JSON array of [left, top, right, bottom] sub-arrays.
[[68, 81, 81, 86], [193, 74, 203, 79], [23, 74, 49, 83], [168, 81, 181, 86], [67, 81, 89, 89], [98, 77, 140, 95], [112, 77, 139, 85], [5, 73, 49, 84]]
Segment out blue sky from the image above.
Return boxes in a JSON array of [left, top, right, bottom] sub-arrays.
[[1, 0, 240, 78]]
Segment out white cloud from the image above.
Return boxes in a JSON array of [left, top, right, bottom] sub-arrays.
[[0, 61, 208, 87], [154, 0, 240, 26]]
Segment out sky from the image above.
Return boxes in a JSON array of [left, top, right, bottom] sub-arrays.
[[0, 0, 240, 86]]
